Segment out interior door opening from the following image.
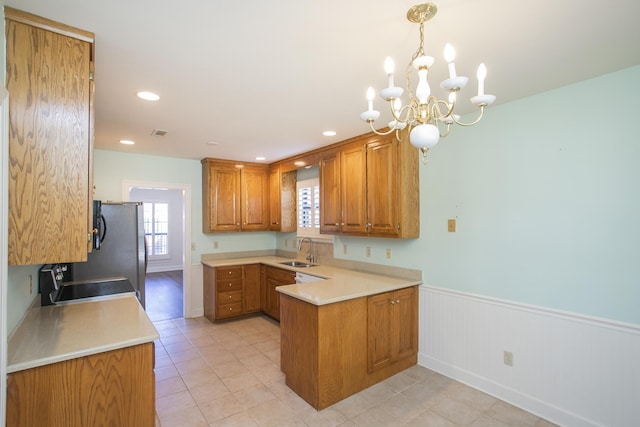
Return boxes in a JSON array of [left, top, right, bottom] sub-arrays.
[[123, 181, 191, 320]]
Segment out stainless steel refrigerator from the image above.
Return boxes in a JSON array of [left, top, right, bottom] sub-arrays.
[[72, 202, 147, 307]]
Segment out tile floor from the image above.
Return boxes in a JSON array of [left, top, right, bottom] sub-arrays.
[[153, 315, 557, 427]]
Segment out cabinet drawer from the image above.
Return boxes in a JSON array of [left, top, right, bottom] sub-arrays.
[[217, 302, 243, 318], [216, 278, 242, 292], [216, 266, 242, 279], [217, 290, 242, 304]]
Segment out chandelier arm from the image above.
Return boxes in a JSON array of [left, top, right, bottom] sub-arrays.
[[451, 105, 486, 127], [367, 120, 398, 136]]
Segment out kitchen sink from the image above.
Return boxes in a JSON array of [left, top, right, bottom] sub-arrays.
[[279, 261, 316, 268]]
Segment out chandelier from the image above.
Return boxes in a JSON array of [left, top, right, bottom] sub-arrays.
[[360, 3, 495, 163]]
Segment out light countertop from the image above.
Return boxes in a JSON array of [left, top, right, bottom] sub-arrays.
[[202, 256, 421, 306], [7, 294, 159, 373]]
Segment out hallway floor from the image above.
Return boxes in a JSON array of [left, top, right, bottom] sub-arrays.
[[146, 270, 183, 322], [153, 315, 558, 427]]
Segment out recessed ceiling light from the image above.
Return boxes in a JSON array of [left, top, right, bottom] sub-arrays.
[[205, 141, 219, 146], [255, 156, 266, 161], [120, 139, 135, 145], [137, 91, 160, 101], [323, 130, 337, 137]]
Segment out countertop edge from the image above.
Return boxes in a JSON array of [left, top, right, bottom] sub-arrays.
[[276, 280, 421, 305]]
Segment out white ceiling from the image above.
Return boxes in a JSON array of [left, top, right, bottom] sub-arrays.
[[6, 0, 640, 163]]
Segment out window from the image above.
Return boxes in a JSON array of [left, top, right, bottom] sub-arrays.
[[143, 202, 169, 259], [297, 178, 319, 237]]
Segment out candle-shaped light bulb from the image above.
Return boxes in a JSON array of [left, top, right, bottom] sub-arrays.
[[366, 86, 375, 112], [444, 43, 456, 78], [477, 63, 487, 96], [384, 57, 395, 88]]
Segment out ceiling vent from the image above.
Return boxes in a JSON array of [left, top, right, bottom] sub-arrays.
[[151, 129, 168, 136]]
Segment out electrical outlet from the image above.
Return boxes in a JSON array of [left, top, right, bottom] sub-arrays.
[[386, 248, 392, 259], [366, 246, 371, 257], [28, 275, 32, 295], [503, 351, 513, 367], [191, 242, 196, 251], [213, 241, 219, 249], [448, 219, 457, 232], [343, 244, 348, 254]]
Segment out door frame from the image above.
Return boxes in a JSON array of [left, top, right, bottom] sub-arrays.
[[122, 180, 192, 318]]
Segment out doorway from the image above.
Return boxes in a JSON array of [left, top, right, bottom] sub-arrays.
[[122, 181, 192, 320]]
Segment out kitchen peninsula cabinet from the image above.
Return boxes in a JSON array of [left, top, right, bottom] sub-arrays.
[[280, 285, 418, 410], [202, 158, 269, 232], [203, 263, 262, 321], [262, 265, 296, 320], [6, 7, 95, 265], [319, 132, 419, 238], [7, 343, 155, 427]]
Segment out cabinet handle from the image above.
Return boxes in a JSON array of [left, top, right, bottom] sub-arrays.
[[228, 283, 232, 287], [229, 307, 233, 311], [390, 300, 396, 305], [396, 299, 400, 304], [341, 223, 345, 226], [335, 223, 339, 226], [228, 295, 232, 300], [228, 271, 232, 275], [367, 223, 371, 228]]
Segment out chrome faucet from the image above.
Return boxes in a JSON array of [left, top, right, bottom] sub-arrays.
[[297, 237, 315, 263]]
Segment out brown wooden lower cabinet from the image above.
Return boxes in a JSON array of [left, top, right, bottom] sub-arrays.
[[203, 263, 262, 321], [262, 266, 296, 321], [6, 342, 155, 427], [280, 286, 418, 410]]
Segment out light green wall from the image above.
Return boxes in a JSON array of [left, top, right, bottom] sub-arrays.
[[92, 150, 277, 264], [7, 66, 640, 333], [281, 66, 640, 324]]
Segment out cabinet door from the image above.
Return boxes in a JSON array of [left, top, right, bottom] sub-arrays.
[[367, 292, 394, 372], [340, 144, 368, 234], [367, 286, 418, 373], [263, 267, 295, 320], [243, 264, 262, 313], [366, 138, 399, 236], [269, 166, 282, 230], [319, 151, 341, 234], [6, 12, 93, 265], [394, 286, 418, 362], [206, 163, 241, 232], [241, 166, 269, 231]]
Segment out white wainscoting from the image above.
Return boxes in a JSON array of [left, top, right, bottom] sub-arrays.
[[418, 285, 640, 427]]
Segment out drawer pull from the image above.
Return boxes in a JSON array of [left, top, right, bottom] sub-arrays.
[[229, 283, 232, 287]]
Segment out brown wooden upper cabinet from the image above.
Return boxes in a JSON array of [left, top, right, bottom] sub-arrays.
[[268, 165, 297, 232], [6, 7, 95, 265], [319, 132, 419, 238], [202, 159, 270, 232]]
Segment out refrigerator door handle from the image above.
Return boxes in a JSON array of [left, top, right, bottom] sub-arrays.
[[99, 214, 107, 244]]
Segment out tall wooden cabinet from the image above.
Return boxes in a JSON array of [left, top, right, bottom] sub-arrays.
[[201, 159, 269, 232], [319, 132, 419, 238], [6, 7, 95, 265]]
